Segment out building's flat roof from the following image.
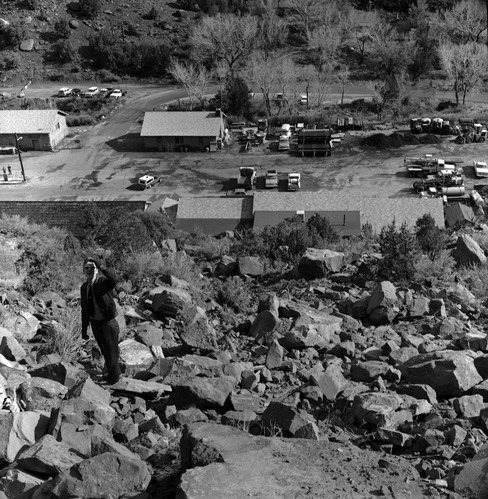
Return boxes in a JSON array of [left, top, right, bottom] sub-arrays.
[[141, 112, 223, 137], [252, 192, 444, 232], [0, 110, 65, 134], [176, 196, 254, 220]]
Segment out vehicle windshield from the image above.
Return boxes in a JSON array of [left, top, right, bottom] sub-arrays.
[[240, 168, 254, 178]]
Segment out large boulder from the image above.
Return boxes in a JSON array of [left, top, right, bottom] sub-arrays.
[[455, 443, 488, 498], [1, 312, 39, 341], [15, 434, 83, 477], [401, 350, 482, 398], [19, 377, 68, 412], [168, 376, 236, 410], [31, 452, 151, 498], [452, 234, 487, 266], [178, 306, 218, 352], [119, 339, 155, 374], [237, 256, 264, 277], [297, 248, 344, 277], [19, 39, 35, 51], [146, 285, 192, 317], [0, 412, 50, 463], [366, 281, 399, 315]]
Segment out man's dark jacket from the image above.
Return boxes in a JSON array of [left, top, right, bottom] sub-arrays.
[[81, 267, 118, 335]]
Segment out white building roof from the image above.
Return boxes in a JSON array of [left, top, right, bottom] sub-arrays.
[[0, 110, 65, 134], [141, 111, 223, 137]]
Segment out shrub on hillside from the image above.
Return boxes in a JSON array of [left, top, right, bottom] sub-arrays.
[[0, 51, 21, 71], [66, 115, 95, 126], [146, 6, 159, 20], [78, 0, 101, 19], [37, 306, 84, 363], [377, 220, 418, 282], [0, 23, 27, 49], [75, 204, 174, 260], [88, 32, 170, 77], [415, 214, 445, 260], [49, 39, 76, 63], [53, 18, 71, 39], [24, 0, 39, 9], [214, 276, 252, 313]]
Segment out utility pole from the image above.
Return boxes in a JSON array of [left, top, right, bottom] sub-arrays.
[[14, 133, 26, 182]]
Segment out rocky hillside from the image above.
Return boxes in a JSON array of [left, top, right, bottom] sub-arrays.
[[1, 228, 488, 497], [0, 0, 189, 84]]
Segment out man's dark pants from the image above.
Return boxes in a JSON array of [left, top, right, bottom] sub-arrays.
[[91, 318, 121, 383]]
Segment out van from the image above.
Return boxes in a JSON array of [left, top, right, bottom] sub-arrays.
[[138, 175, 156, 190], [58, 87, 72, 97]]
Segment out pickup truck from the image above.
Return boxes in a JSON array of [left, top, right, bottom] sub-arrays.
[[265, 169, 278, 188], [474, 161, 488, 178], [237, 167, 256, 190], [287, 172, 301, 191]]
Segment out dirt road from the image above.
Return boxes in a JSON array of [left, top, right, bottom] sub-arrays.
[[0, 83, 487, 207]]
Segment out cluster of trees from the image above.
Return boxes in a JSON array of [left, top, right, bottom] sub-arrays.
[[167, 0, 488, 117]]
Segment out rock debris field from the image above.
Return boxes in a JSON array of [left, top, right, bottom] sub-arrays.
[[1, 236, 488, 497]]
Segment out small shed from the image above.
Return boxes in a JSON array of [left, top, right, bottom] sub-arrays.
[[176, 196, 254, 235], [0, 110, 69, 151], [141, 111, 225, 152]]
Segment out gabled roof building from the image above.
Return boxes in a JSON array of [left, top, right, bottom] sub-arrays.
[[141, 111, 225, 152], [0, 110, 69, 151]]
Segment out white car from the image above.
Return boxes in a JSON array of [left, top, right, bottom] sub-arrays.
[[84, 86, 99, 98], [280, 124, 292, 137], [138, 175, 156, 190], [110, 89, 123, 99], [278, 135, 290, 151], [265, 169, 278, 188], [300, 94, 308, 105], [58, 87, 72, 97], [474, 161, 488, 178]]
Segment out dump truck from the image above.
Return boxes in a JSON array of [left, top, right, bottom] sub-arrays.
[[404, 154, 461, 177], [237, 167, 256, 190]]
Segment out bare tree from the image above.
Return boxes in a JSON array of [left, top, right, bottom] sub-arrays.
[[168, 59, 213, 110], [247, 51, 279, 116], [438, 42, 488, 105], [287, 0, 347, 44], [430, 0, 486, 44], [341, 9, 381, 64], [190, 14, 259, 75], [256, 0, 288, 55], [308, 24, 341, 72], [334, 65, 350, 106]]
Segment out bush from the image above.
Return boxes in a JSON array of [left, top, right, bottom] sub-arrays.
[[53, 18, 71, 39], [214, 276, 252, 313], [78, 0, 101, 18], [0, 23, 27, 49], [414, 250, 456, 284], [37, 306, 85, 363], [98, 69, 119, 83], [49, 39, 76, 63], [24, 0, 38, 9], [378, 220, 418, 282], [415, 214, 445, 260], [66, 114, 95, 126], [146, 6, 159, 19], [0, 51, 21, 71]]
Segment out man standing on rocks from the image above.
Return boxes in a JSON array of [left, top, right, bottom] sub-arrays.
[[81, 257, 121, 385]]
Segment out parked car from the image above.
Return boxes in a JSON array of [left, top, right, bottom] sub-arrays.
[[300, 94, 308, 105], [71, 88, 82, 96], [474, 161, 488, 178], [138, 175, 157, 190], [84, 86, 99, 98], [58, 87, 72, 97], [110, 89, 123, 99], [287, 172, 301, 191], [265, 169, 278, 188], [278, 135, 290, 151], [280, 124, 292, 137]]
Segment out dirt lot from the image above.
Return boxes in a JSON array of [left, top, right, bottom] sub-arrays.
[[1, 85, 488, 208]]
